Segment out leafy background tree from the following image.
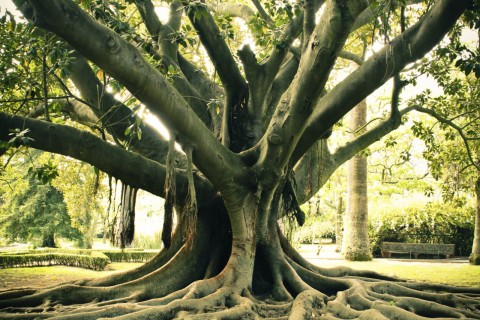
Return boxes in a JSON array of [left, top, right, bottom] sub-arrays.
[[0, 152, 84, 247]]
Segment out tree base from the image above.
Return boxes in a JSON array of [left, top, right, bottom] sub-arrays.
[[1, 228, 479, 319], [469, 253, 480, 265], [343, 250, 373, 262]]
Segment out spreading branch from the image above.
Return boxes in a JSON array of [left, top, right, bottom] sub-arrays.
[[24, 0, 247, 189], [0, 112, 215, 205], [257, 1, 366, 182], [293, 0, 470, 164], [133, 0, 212, 126], [185, 1, 247, 95], [411, 105, 480, 171]]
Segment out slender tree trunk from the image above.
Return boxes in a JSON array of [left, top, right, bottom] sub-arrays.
[[85, 210, 100, 249], [342, 99, 372, 261], [335, 196, 343, 253], [469, 174, 480, 265], [41, 233, 56, 248]]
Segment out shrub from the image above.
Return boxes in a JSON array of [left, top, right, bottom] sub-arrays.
[[101, 250, 158, 262], [0, 250, 109, 270], [369, 201, 474, 257], [132, 231, 162, 249]]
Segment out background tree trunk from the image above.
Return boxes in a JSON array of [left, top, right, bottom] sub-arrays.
[[335, 196, 343, 253], [342, 99, 372, 261], [41, 233, 56, 248], [469, 175, 480, 264]]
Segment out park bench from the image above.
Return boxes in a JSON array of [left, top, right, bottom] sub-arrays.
[[381, 242, 455, 259]]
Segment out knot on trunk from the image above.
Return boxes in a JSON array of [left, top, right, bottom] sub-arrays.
[[106, 34, 121, 53]]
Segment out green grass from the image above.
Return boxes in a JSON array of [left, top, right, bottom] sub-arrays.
[[0, 262, 142, 289], [1, 258, 479, 290], [0, 262, 142, 277], [315, 259, 480, 287]]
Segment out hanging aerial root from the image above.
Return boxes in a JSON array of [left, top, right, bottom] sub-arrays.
[[183, 145, 198, 249], [162, 135, 176, 248]]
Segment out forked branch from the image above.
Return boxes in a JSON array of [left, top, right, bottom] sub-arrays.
[[293, 0, 470, 164], [25, 0, 246, 188]]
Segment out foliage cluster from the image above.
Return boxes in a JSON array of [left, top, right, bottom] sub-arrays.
[[295, 205, 337, 244], [0, 150, 107, 249], [0, 171, 84, 248], [369, 201, 475, 257], [101, 249, 157, 262], [132, 230, 163, 249]]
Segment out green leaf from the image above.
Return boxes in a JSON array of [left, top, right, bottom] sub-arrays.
[[124, 125, 133, 136]]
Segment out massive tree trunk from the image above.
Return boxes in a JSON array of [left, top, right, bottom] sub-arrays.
[[1, 0, 479, 319], [342, 100, 372, 261]]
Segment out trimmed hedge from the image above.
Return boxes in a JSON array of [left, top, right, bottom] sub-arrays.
[[0, 248, 159, 269], [0, 251, 109, 270], [101, 250, 158, 262]]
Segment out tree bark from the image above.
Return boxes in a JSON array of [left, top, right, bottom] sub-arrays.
[[335, 196, 343, 253], [470, 175, 480, 265], [342, 99, 372, 261], [41, 232, 56, 248]]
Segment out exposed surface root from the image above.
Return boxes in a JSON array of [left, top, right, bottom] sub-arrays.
[[1, 232, 480, 319], [1, 263, 480, 319]]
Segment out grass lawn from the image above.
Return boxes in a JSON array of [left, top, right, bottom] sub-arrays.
[[314, 259, 480, 287], [0, 262, 143, 289], [300, 244, 480, 287], [0, 251, 479, 290]]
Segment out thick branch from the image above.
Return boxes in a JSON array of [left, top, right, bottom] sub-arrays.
[[133, 0, 212, 127], [28, 99, 99, 127], [207, 2, 255, 21], [295, 76, 405, 203], [67, 52, 172, 164], [351, 0, 424, 32], [333, 74, 406, 168], [338, 50, 363, 66], [186, 2, 247, 96], [250, 0, 275, 28], [25, 0, 246, 188], [0, 112, 212, 203], [257, 1, 366, 184], [134, 0, 162, 40], [184, 1, 248, 149], [293, 0, 469, 164], [303, 0, 315, 44]]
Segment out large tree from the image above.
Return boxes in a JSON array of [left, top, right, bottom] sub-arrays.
[[1, 0, 480, 319], [0, 154, 84, 248]]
